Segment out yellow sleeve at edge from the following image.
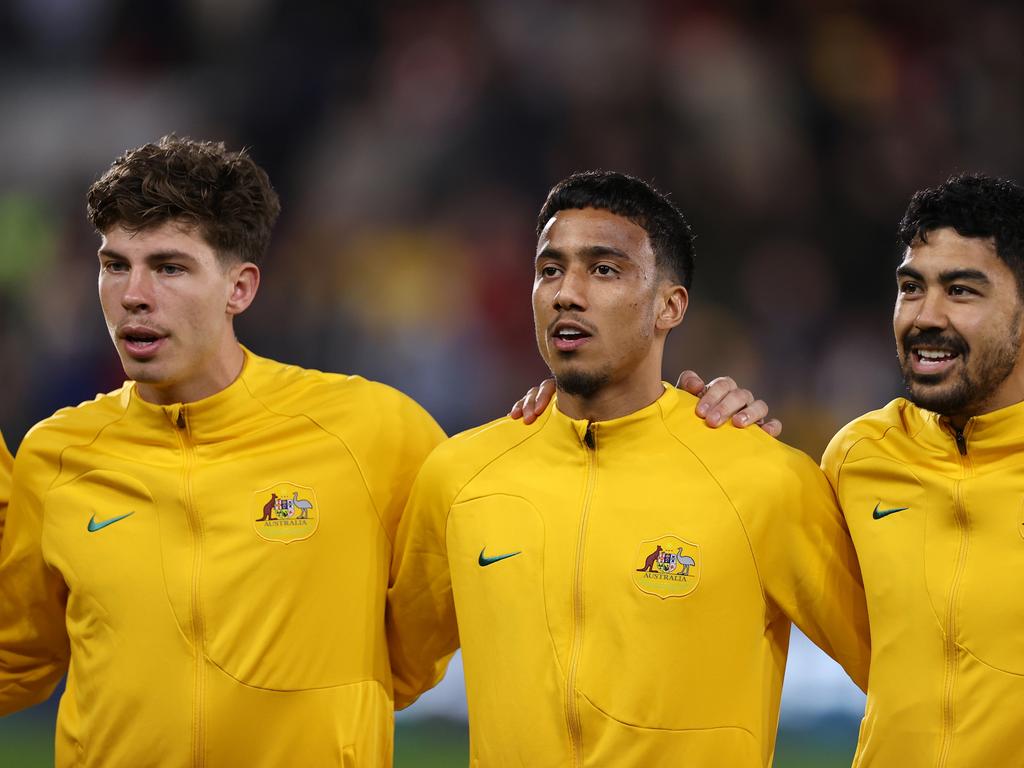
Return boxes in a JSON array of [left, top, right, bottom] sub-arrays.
[[0, 431, 12, 547], [0, 429, 71, 715], [386, 442, 460, 710], [755, 449, 871, 691]]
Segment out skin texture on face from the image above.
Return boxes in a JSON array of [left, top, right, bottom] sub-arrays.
[[532, 207, 687, 422], [894, 226, 1024, 427], [98, 220, 260, 405]]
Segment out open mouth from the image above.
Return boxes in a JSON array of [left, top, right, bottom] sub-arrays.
[[551, 322, 592, 352], [910, 346, 960, 375], [120, 327, 167, 358]]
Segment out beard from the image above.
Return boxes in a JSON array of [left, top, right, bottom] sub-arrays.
[[554, 366, 611, 398], [900, 321, 1022, 416]]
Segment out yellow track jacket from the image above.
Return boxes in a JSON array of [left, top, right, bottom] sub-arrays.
[[389, 385, 870, 767], [0, 351, 443, 768], [823, 398, 1024, 767], [0, 430, 12, 545]]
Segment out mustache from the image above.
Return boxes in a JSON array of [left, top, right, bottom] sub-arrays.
[[547, 313, 598, 335], [902, 328, 968, 356]]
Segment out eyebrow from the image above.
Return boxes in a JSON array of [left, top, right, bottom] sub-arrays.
[[896, 265, 992, 285], [98, 248, 199, 263], [535, 244, 633, 263]]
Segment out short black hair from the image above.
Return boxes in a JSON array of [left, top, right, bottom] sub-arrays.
[[898, 172, 1024, 295], [536, 170, 695, 288]]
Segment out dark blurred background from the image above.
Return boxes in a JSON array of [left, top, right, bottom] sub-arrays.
[[2, 0, 1022, 765]]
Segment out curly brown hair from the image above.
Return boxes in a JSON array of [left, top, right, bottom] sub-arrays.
[[87, 135, 281, 264]]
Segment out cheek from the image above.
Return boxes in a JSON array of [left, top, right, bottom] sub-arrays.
[[97, 284, 121, 324], [892, 304, 912, 341]]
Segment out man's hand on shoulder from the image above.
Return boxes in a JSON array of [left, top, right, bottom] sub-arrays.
[[507, 372, 780, 437], [676, 370, 781, 437], [508, 378, 556, 425]]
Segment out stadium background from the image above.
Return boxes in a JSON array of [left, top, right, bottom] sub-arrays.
[[1, 1, 1022, 765]]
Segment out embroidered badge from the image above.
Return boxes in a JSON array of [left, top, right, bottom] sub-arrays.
[[632, 534, 700, 599], [253, 482, 319, 544]]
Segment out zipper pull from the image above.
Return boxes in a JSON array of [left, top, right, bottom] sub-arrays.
[[954, 428, 967, 456], [584, 423, 595, 449], [175, 407, 187, 430]]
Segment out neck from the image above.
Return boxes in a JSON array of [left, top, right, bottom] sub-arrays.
[[136, 340, 246, 405], [556, 373, 665, 422], [944, 373, 1024, 430]]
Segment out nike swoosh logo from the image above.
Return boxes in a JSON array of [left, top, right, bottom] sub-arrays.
[[872, 503, 908, 520], [87, 512, 135, 532], [478, 548, 521, 567]]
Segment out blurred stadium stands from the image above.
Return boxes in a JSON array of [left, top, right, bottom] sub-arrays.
[[2, 0, 1023, 764]]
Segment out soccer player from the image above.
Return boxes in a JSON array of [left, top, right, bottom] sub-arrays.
[[387, 171, 870, 767], [821, 173, 1024, 766], [0, 137, 445, 767]]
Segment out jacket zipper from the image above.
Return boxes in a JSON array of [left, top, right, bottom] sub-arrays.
[[565, 423, 597, 767], [937, 425, 972, 768], [175, 408, 206, 768]]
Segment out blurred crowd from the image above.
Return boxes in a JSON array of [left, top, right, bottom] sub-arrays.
[[3, 0, 1023, 461]]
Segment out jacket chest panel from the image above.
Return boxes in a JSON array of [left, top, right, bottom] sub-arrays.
[[843, 454, 1024, 675], [841, 457, 932, 624], [446, 460, 767, 734], [45, 435, 389, 692], [575, 473, 767, 732], [949, 474, 1024, 674]]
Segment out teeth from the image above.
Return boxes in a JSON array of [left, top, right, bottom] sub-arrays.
[[918, 349, 953, 360], [557, 329, 582, 338]]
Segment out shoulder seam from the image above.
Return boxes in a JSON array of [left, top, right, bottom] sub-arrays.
[[661, 420, 770, 616], [240, 377, 391, 544], [441, 419, 550, 550], [833, 422, 904, 490]]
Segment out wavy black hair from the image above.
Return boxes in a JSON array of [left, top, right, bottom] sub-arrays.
[[898, 172, 1024, 294], [537, 170, 695, 289]]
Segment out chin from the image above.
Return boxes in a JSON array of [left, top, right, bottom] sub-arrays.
[[119, 358, 165, 384], [554, 367, 610, 398]]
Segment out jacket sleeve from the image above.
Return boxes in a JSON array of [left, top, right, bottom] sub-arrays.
[[386, 445, 460, 710], [356, 385, 447, 546], [0, 431, 12, 547], [754, 449, 871, 692], [0, 432, 70, 715]]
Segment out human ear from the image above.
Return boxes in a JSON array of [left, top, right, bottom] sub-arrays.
[[655, 284, 687, 331], [226, 262, 260, 316]]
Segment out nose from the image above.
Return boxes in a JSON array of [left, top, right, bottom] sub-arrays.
[[912, 290, 948, 331], [121, 268, 154, 312], [553, 265, 587, 311]]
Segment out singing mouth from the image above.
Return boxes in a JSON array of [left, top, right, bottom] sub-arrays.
[[550, 320, 593, 351], [119, 326, 168, 357]]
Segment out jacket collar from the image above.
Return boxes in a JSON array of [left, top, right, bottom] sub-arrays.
[[122, 347, 273, 444], [545, 382, 679, 448], [902, 396, 1024, 465]]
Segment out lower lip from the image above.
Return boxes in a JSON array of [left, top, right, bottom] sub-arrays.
[[553, 336, 591, 352], [911, 352, 958, 375], [123, 337, 167, 360]]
